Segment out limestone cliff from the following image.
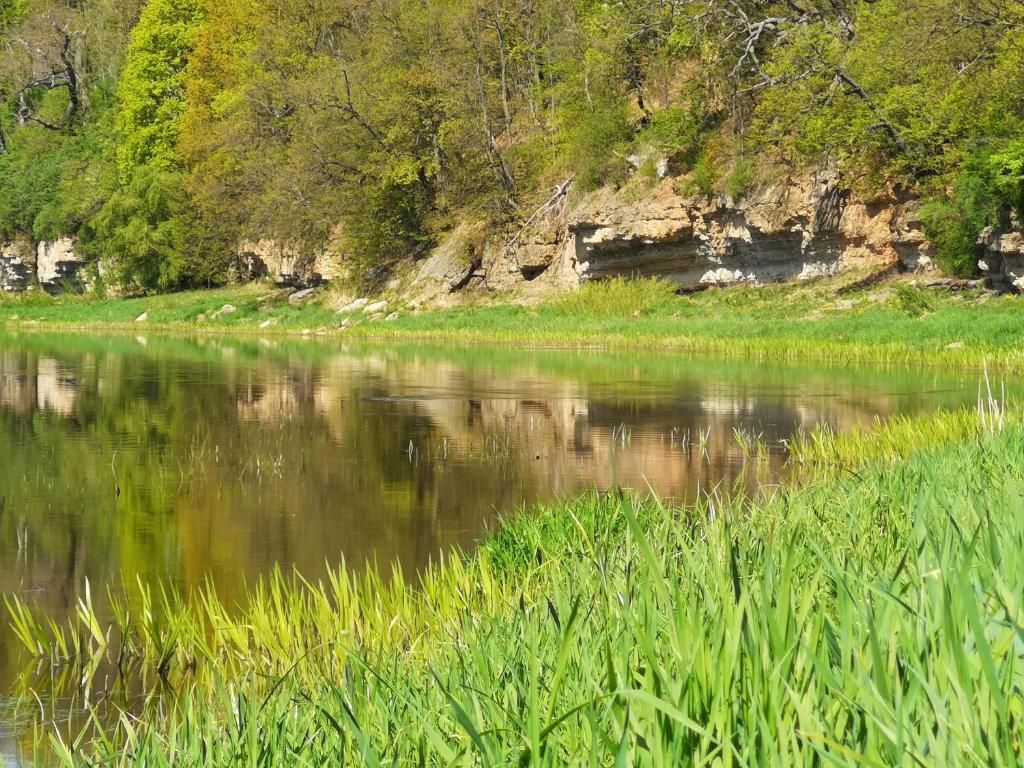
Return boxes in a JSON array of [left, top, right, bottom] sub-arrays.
[[978, 227, 1024, 292], [7, 170, 1024, 301], [238, 239, 341, 288], [1, 237, 86, 294], [412, 170, 939, 304]]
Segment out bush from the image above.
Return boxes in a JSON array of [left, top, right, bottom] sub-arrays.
[[559, 91, 633, 191], [88, 167, 194, 291], [921, 157, 1000, 277], [990, 137, 1024, 219], [893, 284, 938, 317], [637, 105, 704, 168]]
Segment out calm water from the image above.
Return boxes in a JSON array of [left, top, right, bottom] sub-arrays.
[[0, 331, 1009, 762]]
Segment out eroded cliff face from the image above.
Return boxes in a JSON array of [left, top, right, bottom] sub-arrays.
[[978, 227, 1024, 292], [412, 170, 939, 304], [568, 174, 934, 286], [1, 237, 87, 293], [238, 239, 340, 288], [0, 240, 34, 292], [6, 170, 1022, 300]]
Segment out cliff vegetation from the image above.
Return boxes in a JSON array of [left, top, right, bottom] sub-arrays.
[[0, 0, 1023, 290]]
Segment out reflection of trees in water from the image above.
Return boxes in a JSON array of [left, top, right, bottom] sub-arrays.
[[0, 336, 985, 696]]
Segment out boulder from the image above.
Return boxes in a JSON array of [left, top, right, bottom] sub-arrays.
[[289, 288, 317, 305], [211, 304, 237, 319], [409, 223, 484, 302], [363, 300, 388, 315], [338, 297, 369, 313], [135, 312, 149, 323], [978, 227, 1024, 292]]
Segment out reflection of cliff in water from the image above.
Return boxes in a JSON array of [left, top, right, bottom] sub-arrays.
[[0, 334, 1007, 757], [1, 352, 81, 417], [0, 339, 994, 651]]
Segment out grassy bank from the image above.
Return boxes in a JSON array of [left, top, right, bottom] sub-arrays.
[[3, 276, 1024, 371], [5, 404, 1023, 765]]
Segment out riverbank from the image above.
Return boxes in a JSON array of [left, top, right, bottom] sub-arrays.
[[2, 275, 1024, 371], [5, 403, 1022, 765]]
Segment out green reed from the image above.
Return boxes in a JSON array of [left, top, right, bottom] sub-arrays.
[[6, 405, 1024, 765]]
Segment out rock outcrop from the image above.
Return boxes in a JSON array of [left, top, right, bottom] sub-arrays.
[[407, 223, 485, 304], [2, 237, 88, 293], [410, 170, 939, 305], [37, 237, 88, 293], [567, 173, 933, 289], [239, 239, 339, 288], [1, 239, 35, 292], [978, 227, 1024, 292]]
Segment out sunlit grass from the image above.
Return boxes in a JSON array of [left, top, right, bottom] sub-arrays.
[[5, 403, 1023, 765], [6, 276, 1024, 372]]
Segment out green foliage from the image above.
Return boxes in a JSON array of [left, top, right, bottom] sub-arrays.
[[556, 91, 633, 191], [892, 284, 938, 317], [921, 156, 1002, 277], [0, 0, 25, 30], [723, 154, 756, 200], [89, 167, 193, 290], [0, 128, 68, 241], [682, 149, 718, 197], [637, 106, 703, 167], [990, 137, 1024, 219], [1, 0, 1024, 285], [115, 0, 204, 177]]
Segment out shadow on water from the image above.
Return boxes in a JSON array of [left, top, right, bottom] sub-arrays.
[[0, 330, 1015, 762]]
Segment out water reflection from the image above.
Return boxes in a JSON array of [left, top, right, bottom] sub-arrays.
[[0, 332, 1006, 761]]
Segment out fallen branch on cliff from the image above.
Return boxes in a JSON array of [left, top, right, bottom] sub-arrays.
[[505, 177, 574, 252]]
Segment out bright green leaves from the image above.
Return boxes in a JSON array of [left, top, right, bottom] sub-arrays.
[[90, 166, 191, 289], [103, 0, 206, 290], [0, 0, 26, 29], [990, 138, 1024, 219], [115, 0, 205, 178]]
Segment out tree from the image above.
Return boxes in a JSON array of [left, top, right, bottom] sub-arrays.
[[115, 0, 203, 176]]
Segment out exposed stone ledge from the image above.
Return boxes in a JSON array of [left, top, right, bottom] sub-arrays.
[[239, 239, 339, 288], [978, 227, 1024, 292], [2, 237, 87, 294], [565, 173, 933, 288], [409, 170, 939, 305]]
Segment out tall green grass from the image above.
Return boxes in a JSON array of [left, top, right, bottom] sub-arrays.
[[550, 277, 679, 318], [6, 405, 1023, 765]]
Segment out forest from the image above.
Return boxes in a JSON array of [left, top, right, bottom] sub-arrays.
[[1, 0, 1023, 289]]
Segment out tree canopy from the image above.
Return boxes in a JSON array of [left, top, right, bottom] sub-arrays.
[[0, 0, 1022, 286]]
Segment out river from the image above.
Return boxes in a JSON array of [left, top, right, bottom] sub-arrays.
[[0, 331, 1009, 764]]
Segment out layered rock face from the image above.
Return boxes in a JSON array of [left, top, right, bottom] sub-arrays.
[[239, 240, 339, 288], [568, 175, 933, 287], [2, 237, 87, 293], [0, 240, 34, 292], [411, 171, 938, 304], [978, 228, 1024, 292]]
